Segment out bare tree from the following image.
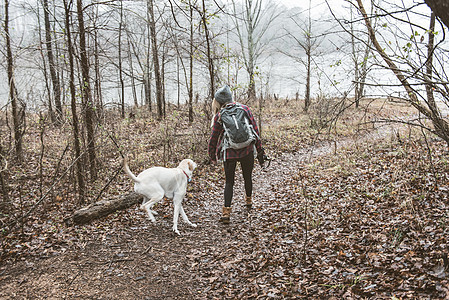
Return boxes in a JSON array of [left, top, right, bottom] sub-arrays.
[[349, 3, 372, 108], [425, 12, 436, 110], [200, 0, 215, 100], [127, 38, 139, 108], [163, 1, 195, 119], [4, 0, 24, 161], [43, 0, 63, 123], [35, 3, 55, 123], [63, 0, 85, 203], [281, 0, 321, 112], [76, 0, 97, 178], [148, 0, 163, 119], [355, 0, 449, 145], [231, 0, 280, 100], [118, 0, 125, 118], [92, 4, 103, 117], [145, 5, 152, 111], [188, 0, 195, 122]]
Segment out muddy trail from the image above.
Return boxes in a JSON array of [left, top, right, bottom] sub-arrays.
[[1, 124, 447, 299]]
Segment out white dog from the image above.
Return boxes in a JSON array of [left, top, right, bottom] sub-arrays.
[[124, 158, 198, 235]]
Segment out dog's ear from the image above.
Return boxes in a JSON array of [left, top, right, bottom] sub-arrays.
[[187, 160, 196, 171]]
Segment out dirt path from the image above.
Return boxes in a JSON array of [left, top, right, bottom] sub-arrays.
[[0, 124, 418, 299]]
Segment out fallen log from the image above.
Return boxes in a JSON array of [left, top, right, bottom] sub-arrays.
[[72, 192, 142, 225]]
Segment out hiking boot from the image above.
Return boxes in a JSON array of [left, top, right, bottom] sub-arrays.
[[245, 196, 252, 209], [220, 206, 231, 224]]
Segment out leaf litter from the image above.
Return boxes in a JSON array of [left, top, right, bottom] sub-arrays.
[[0, 101, 448, 299]]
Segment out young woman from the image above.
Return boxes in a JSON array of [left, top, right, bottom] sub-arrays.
[[208, 85, 265, 224]]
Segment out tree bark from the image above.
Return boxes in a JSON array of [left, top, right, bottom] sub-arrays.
[[0, 144, 9, 208], [43, 0, 63, 124], [64, 0, 85, 204], [148, 0, 163, 119], [304, 0, 312, 112], [201, 0, 215, 100], [118, 0, 125, 118], [424, 0, 449, 29], [72, 192, 142, 224], [77, 0, 97, 179], [128, 39, 139, 108], [144, 5, 152, 111], [93, 6, 103, 118], [188, 1, 194, 122], [425, 13, 437, 113], [4, 0, 23, 161]]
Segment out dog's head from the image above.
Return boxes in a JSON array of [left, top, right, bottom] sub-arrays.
[[179, 159, 197, 174]]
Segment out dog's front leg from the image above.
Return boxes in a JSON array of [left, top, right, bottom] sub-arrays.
[[172, 203, 181, 235], [172, 194, 185, 235], [180, 205, 197, 228]]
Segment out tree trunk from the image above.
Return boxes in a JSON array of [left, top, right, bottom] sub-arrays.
[[161, 47, 166, 118], [4, 0, 23, 162], [36, 7, 56, 124], [64, 0, 85, 204], [76, 0, 97, 179], [93, 16, 103, 117], [425, 13, 437, 112], [188, 1, 194, 123], [145, 6, 152, 111], [304, 47, 311, 112], [357, 0, 449, 146], [246, 0, 257, 101], [304, 0, 312, 112], [201, 0, 215, 100], [0, 144, 9, 208], [118, 0, 125, 118], [355, 2, 372, 107], [43, 0, 63, 124], [177, 56, 180, 107], [357, 41, 370, 102], [424, 0, 449, 29], [128, 39, 138, 108], [72, 192, 142, 224], [350, 5, 360, 108], [148, 0, 163, 119]]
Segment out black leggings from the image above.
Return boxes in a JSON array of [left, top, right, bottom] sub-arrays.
[[223, 154, 254, 207]]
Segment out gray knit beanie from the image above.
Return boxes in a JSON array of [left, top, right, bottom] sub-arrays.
[[214, 85, 232, 104]]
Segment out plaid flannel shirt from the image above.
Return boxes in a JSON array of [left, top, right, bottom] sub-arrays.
[[208, 103, 262, 162]]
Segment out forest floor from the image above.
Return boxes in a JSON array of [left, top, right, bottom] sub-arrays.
[[0, 98, 448, 299]]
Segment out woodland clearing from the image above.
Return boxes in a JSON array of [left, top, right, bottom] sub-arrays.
[[0, 98, 448, 299]]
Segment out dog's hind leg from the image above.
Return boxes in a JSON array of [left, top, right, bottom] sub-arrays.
[[140, 197, 157, 215], [141, 195, 163, 223], [180, 205, 197, 228]]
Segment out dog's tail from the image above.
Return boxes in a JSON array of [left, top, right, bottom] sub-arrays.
[[123, 157, 141, 183]]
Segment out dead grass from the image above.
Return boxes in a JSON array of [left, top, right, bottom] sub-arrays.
[[0, 97, 414, 239], [257, 97, 414, 154]]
